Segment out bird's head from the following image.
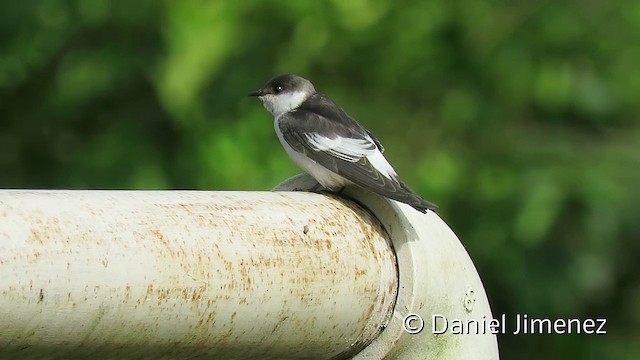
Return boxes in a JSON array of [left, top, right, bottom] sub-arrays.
[[249, 74, 316, 116]]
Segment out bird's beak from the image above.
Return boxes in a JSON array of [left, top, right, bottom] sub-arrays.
[[248, 89, 264, 97]]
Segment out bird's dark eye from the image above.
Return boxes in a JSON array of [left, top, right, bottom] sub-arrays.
[[274, 85, 283, 94]]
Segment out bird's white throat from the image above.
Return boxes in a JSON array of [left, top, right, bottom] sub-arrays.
[[260, 91, 309, 116]]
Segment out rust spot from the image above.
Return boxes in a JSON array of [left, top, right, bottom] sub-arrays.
[[303, 224, 309, 235], [369, 303, 375, 316], [150, 229, 173, 253], [206, 311, 216, 322]]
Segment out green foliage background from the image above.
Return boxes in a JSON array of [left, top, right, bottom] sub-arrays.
[[1, 1, 639, 358]]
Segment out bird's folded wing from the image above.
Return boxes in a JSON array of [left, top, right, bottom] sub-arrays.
[[278, 111, 405, 194]]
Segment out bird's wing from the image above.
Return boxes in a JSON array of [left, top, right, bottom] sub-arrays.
[[278, 109, 437, 211]]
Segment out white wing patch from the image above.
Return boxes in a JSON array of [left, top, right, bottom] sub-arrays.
[[305, 133, 398, 180], [366, 149, 398, 180], [306, 133, 374, 161]]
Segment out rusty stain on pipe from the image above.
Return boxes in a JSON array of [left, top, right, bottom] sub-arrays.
[[0, 190, 398, 359]]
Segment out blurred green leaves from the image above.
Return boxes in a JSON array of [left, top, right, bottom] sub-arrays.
[[159, 1, 240, 123], [1, 1, 639, 358]]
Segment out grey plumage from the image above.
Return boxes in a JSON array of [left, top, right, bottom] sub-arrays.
[[250, 74, 437, 213]]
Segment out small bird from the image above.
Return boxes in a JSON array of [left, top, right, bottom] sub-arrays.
[[249, 74, 437, 213]]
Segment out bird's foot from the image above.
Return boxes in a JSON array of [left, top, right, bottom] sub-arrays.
[[289, 180, 324, 192], [308, 183, 325, 192]]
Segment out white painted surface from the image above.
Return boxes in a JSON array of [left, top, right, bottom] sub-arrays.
[[0, 190, 397, 359], [0, 182, 499, 360], [276, 174, 500, 360]]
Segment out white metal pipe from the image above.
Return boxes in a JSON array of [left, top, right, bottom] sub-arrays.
[[0, 178, 500, 359], [276, 174, 500, 360], [0, 190, 398, 359]]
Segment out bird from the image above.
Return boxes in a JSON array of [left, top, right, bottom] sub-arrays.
[[249, 74, 437, 213]]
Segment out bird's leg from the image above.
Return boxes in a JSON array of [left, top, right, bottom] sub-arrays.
[[288, 178, 323, 192], [293, 183, 325, 192]]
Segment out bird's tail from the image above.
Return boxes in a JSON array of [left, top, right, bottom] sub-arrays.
[[387, 180, 438, 213]]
